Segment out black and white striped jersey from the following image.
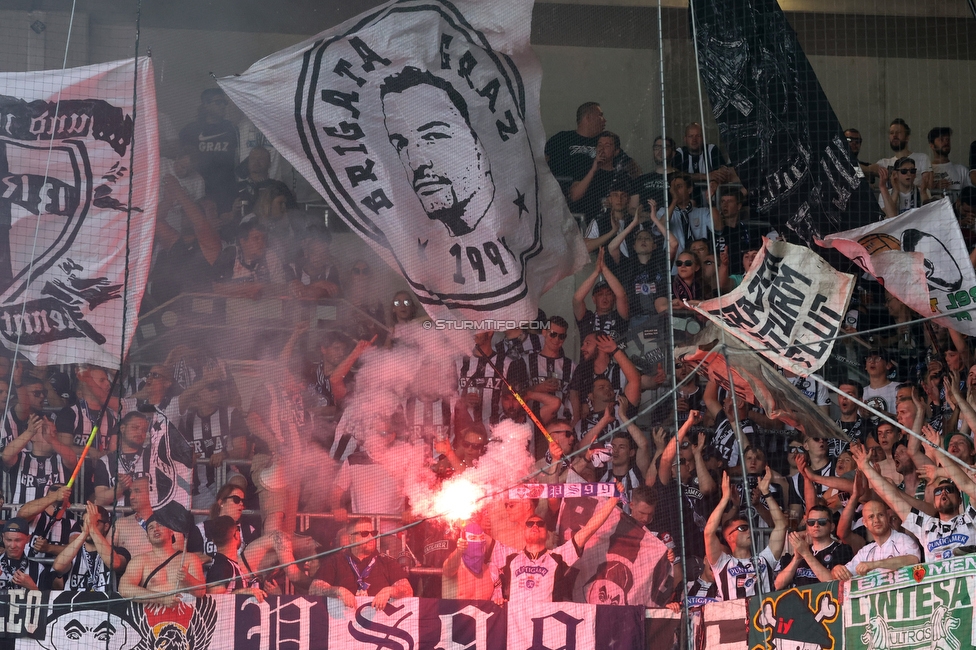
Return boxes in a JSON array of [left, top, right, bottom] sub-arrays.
[[6, 452, 67, 505]]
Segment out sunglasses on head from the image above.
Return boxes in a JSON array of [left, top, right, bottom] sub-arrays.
[[789, 446, 805, 454], [393, 299, 411, 307], [675, 260, 695, 267], [460, 440, 485, 450], [898, 168, 918, 175], [680, 441, 691, 449], [806, 518, 830, 527], [934, 485, 959, 496], [732, 524, 750, 533], [147, 371, 168, 380], [30, 390, 46, 398], [548, 331, 567, 340], [223, 495, 244, 504], [846, 137, 862, 144], [352, 529, 379, 538], [525, 520, 546, 529], [352, 267, 370, 275]]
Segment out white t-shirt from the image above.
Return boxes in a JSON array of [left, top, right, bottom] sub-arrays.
[[876, 152, 932, 187], [863, 382, 899, 417], [494, 539, 582, 604], [931, 162, 973, 204], [877, 186, 922, 215], [845, 529, 919, 573]]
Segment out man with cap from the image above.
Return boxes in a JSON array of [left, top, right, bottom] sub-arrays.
[[853, 439, 976, 562], [573, 246, 630, 342], [491, 493, 620, 604], [309, 517, 413, 609], [51, 502, 128, 592], [0, 516, 47, 590], [862, 349, 899, 416], [119, 501, 206, 606], [583, 175, 635, 255], [205, 515, 266, 602]]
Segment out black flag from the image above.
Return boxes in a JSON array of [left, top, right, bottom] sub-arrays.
[[691, 0, 877, 245]]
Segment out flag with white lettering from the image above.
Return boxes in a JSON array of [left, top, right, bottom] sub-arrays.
[[0, 58, 157, 366], [691, 238, 854, 375], [218, 0, 586, 322], [557, 498, 674, 608], [691, 0, 877, 245], [820, 198, 976, 336]]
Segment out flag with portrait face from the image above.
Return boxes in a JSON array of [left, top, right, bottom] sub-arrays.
[[219, 0, 586, 323]]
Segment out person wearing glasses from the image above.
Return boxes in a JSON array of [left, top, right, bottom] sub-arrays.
[[844, 128, 874, 177], [309, 518, 412, 609], [851, 441, 976, 563], [492, 495, 619, 604], [774, 504, 853, 589], [878, 149, 925, 219], [523, 316, 575, 420], [705, 469, 786, 601]]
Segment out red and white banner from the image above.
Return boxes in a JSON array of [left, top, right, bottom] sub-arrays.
[[691, 238, 854, 375], [218, 0, 586, 322], [0, 58, 157, 366], [820, 198, 976, 335]]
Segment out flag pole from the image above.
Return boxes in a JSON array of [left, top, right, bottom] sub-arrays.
[[480, 354, 555, 444]]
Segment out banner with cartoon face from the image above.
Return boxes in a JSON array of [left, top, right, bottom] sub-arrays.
[[218, 0, 587, 321], [0, 58, 157, 366], [821, 198, 976, 336]]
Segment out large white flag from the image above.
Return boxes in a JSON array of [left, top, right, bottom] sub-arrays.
[[820, 198, 976, 335], [691, 238, 854, 375], [0, 58, 157, 366], [218, 0, 586, 321]]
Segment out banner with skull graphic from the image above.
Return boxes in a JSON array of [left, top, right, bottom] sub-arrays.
[[0, 57, 157, 366], [218, 0, 587, 322]]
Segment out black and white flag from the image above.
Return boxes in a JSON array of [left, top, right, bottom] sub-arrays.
[[0, 58, 157, 366], [219, 0, 586, 321], [692, 238, 854, 375], [692, 0, 877, 245]]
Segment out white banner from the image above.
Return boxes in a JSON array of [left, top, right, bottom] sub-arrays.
[[691, 238, 854, 375], [0, 58, 158, 366], [218, 0, 586, 321], [820, 198, 976, 335]]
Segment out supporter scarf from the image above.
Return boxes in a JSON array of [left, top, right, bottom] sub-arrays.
[[461, 522, 486, 576]]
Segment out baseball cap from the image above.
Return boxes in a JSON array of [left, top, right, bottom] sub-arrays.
[[2, 517, 30, 535], [865, 348, 890, 361]]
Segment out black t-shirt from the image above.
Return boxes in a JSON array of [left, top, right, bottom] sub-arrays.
[[545, 130, 601, 193], [179, 119, 239, 210], [776, 540, 853, 587], [634, 171, 668, 207], [620, 255, 669, 318], [315, 552, 407, 596], [716, 222, 766, 275]]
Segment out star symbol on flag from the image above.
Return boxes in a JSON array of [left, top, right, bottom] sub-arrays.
[[513, 189, 528, 218]]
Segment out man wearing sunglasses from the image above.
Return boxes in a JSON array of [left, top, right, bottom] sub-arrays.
[[774, 505, 853, 589], [524, 316, 575, 419], [851, 441, 976, 563], [493, 494, 619, 604], [310, 518, 412, 609], [705, 469, 786, 601]]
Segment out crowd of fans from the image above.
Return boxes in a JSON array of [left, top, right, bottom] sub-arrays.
[[1, 91, 976, 621]]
